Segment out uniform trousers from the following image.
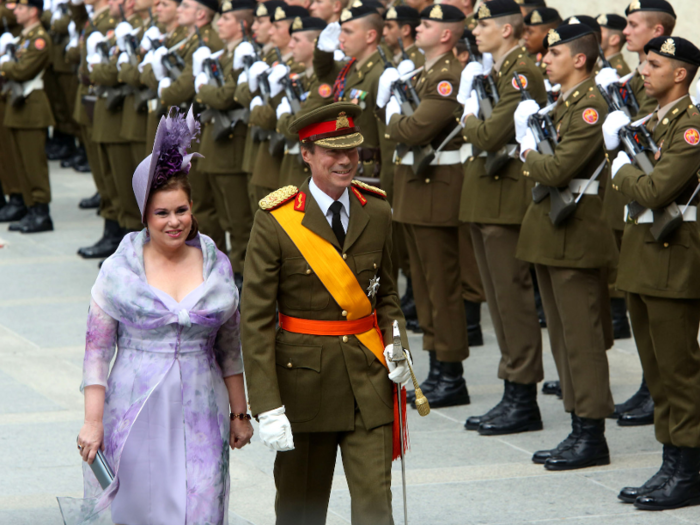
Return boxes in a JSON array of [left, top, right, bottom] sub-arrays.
[[99, 143, 141, 231], [190, 166, 226, 250], [535, 264, 614, 419], [212, 173, 253, 274], [404, 223, 468, 362], [0, 101, 21, 195], [8, 128, 50, 206], [627, 293, 700, 447], [274, 410, 393, 525], [83, 125, 119, 223], [130, 142, 146, 171], [56, 73, 80, 137], [460, 224, 485, 304], [471, 223, 543, 384]]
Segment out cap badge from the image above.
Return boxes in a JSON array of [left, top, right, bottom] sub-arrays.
[[430, 4, 443, 19], [292, 16, 303, 30], [256, 3, 268, 16], [274, 6, 286, 20], [569, 16, 581, 24], [340, 8, 352, 21], [629, 0, 641, 11], [597, 14, 608, 26], [660, 38, 676, 56], [386, 7, 397, 19], [531, 10, 542, 24], [477, 3, 491, 18], [547, 29, 561, 46], [336, 111, 350, 130]]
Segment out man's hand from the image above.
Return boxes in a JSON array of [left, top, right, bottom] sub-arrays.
[[383, 346, 412, 387], [233, 41, 255, 70], [194, 71, 208, 93], [457, 61, 483, 104], [276, 96, 292, 119], [157, 77, 172, 97], [250, 95, 263, 111], [397, 59, 414, 75], [317, 21, 341, 52], [377, 67, 399, 108], [602, 110, 631, 150], [192, 46, 212, 77], [114, 21, 133, 50], [514, 99, 539, 142], [595, 67, 620, 90], [268, 63, 289, 98], [385, 96, 401, 125], [461, 89, 480, 123], [151, 46, 169, 81], [140, 26, 162, 52], [248, 60, 270, 92], [612, 151, 631, 177], [518, 129, 537, 162], [258, 406, 294, 451]]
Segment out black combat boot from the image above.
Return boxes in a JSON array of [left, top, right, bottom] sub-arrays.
[[618, 395, 654, 426], [533, 413, 582, 464], [634, 447, 700, 510], [611, 377, 652, 418], [478, 382, 543, 435], [10, 203, 54, 233], [418, 361, 469, 409], [618, 445, 681, 503], [79, 192, 101, 209], [610, 297, 631, 339], [542, 380, 562, 398], [47, 131, 77, 161], [78, 219, 123, 258], [407, 350, 440, 405], [0, 194, 28, 222], [465, 380, 513, 430], [544, 416, 610, 470], [464, 300, 483, 347]]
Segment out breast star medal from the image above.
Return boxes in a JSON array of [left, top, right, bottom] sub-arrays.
[[367, 275, 380, 298]]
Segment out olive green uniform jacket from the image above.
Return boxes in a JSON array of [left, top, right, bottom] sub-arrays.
[[117, 16, 152, 143], [460, 46, 547, 225], [241, 180, 409, 432], [517, 77, 617, 269], [614, 96, 700, 299]]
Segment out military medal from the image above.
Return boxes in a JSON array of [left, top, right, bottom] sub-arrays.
[[366, 275, 380, 298]]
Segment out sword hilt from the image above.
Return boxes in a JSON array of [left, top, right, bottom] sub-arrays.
[[407, 359, 430, 416]]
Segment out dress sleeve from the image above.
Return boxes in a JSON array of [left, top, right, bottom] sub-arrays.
[[83, 298, 118, 388], [214, 309, 243, 377]]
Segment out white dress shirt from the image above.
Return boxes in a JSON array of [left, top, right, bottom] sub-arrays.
[[309, 178, 350, 233]]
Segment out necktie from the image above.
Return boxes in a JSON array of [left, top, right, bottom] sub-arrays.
[[329, 201, 345, 247]]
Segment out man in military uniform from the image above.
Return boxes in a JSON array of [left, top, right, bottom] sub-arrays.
[[382, 5, 423, 68], [517, 0, 545, 18], [309, 0, 345, 23], [435, 0, 475, 30], [459, 0, 546, 435], [522, 7, 560, 78], [607, 36, 700, 511], [598, 13, 631, 76], [241, 102, 410, 525], [516, 23, 616, 470], [1, 0, 55, 233]]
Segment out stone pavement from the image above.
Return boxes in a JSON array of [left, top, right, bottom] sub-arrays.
[[0, 162, 698, 525]]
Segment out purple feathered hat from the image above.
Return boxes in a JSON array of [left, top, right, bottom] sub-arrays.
[[132, 106, 202, 223]]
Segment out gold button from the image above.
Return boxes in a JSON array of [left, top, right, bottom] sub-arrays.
[[664, 242, 669, 248], [287, 362, 293, 368], [373, 263, 377, 269], [425, 178, 431, 184], [342, 310, 348, 317], [342, 336, 349, 343], [494, 175, 500, 180], [342, 253, 347, 260], [306, 269, 311, 275]]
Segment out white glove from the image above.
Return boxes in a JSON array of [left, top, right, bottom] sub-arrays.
[[0, 54, 10, 65], [602, 110, 631, 150], [86, 52, 102, 71], [276, 96, 291, 119], [43, 0, 51, 11], [258, 406, 294, 452], [117, 52, 129, 70], [151, 46, 168, 81], [66, 21, 78, 50], [51, 8, 63, 23], [482, 52, 493, 72], [317, 21, 341, 52], [237, 70, 248, 85], [383, 346, 412, 387], [595, 66, 620, 90], [267, 63, 289, 98], [71, 0, 84, 4], [457, 61, 483, 104], [397, 59, 414, 76], [333, 49, 346, 61], [0, 33, 15, 55], [250, 95, 263, 111], [377, 67, 399, 108], [86, 31, 105, 56], [518, 129, 537, 162], [138, 49, 154, 72], [192, 46, 212, 77], [140, 26, 162, 52], [546, 80, 561, 94], [514, 99, 540, 142], [194, 71, 208, 93], [612, 151, 631, 177], [385, 95, 401, 125], [462, 89, 480, 121], [157, 77, 171, 97], [114, 21, 133, 49], [248, 60, 270, 92], [233, 41, 255, 70]]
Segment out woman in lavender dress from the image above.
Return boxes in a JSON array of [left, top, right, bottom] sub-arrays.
[[57, 109, 253, 525]]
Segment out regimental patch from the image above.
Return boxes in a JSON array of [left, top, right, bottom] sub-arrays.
[[351, 179, 386, 199], [259, 185, 299, 210], [512, 74, 528, 90], [437, 81, 452, 97], [34, 37, 46, 50], [351, 186, 367, 206], [294, 191, 306, 211], [106, 29, 114, 40], [318, 83, 332, 98], [684, 128, 700, 145], [582, 108, 599, 125]]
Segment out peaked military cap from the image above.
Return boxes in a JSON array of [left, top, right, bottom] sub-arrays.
[[192, 0, 218, 13], [475, 0, 522, 20], [524, 7, 560, 26], [272, 4, 309, 22], [625, 0, 676, 19], [339, 4, 379, 24], [645, 36, 700, 66], [255, 0, 285, 18], [543, 22, 595, 49], [563, 15, 601, 35], [290, 102, 364, 149], [220, 0, 256, 14], [384, 5, 419, 22], [596, 14, 627, 31], [17, 0, 43, 9], [420, 4, 465, 22], [290, 16, 327, 33]]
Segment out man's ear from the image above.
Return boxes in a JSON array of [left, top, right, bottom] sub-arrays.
[[301, 146, 312, 163]]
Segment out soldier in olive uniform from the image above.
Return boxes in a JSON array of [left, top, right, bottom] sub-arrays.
[[522, 7, 560, 78], [460, 0, 546, 435], [382, 5, 423, 69], [516, 23, 616, 470], [598, 13, 631, 76], [1, 0, 56, 233], [607, 36, 700, 511], [241, 102, 410, 525], [517, 0, 545, 18]]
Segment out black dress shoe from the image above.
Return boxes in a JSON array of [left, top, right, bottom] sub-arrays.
[[0, 194, 27, 222], [464, 300, 483, 347], [618, 445, 680, 503], [10, 203, 54, 233], [612, 377, 651, 418], [544, 416, 610, 471], [611, 297, 632, 339], [618, 396, 654, 426], [415, 361, 470, 409], [47, 141, 76, 161], [478, 382, 543, 435], [72, 149, 92, 173], [407, 350, 439, 405], [634, 447, 700, 511], [78, 219, 122, 258], [79, 192, 101, 209], [542, 380, 562, 398], [465, 380, 513, 430], [533, 413, 582, 464]]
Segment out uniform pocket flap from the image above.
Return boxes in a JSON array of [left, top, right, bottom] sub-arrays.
[[281, 257, 312, 276], [275, 343, 322, 372]]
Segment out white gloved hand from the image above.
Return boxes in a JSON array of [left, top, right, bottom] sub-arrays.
[[248, 60, 270, 92], [66, 21, 78, 50], [250, 95, 263, 111], [612, 151, 631, 177], [276, 96, 292, 119], [514, 99, 540, 142], [377, 67, 399, 108], [519, 129, 537, 161], [383, 346, 412, 387], [140, 26, 162, 52], [0, 54, 10, 65], [51, 8, 63, 23], [544, 79, 553, 92], [71, 0, 84, 4], [86, 31, 105, 56], [333, 49, 346, 61], [237, 70, 248, 84], [385, 95, 401, 125], [462, 89, 480, 121], [117, 51, 129, 70], [192, 46, 212, 77], [258, 406, 294, 452], [194, 71, 208, 93], [151, 46, 169, 81], [397, 59, 414, 76], [0, 33, 16, 55], [457, 61, 483, 104], [317, 21, 340, 52], [138, 49, 154, 72], [233, 40, 255, 70], [86, 52, 102, 71], [114, 21, 133, 49], [267, 63, 289, 98], [595, 66, 620, 90], [602, 110, 631, 150], [482, 52, 494, 72], [157, 77, 172, 97]]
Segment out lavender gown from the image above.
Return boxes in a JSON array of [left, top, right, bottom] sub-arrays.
[[57, 231, 242, 525]]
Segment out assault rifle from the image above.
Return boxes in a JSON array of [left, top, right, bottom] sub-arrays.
[[377, 45, 420, 115], [597, 45, 636, 117], [397, 36, 409, 62], [1, 17, 24, 106], [464, 37, 498, 118], [200, 51, 247, 141]]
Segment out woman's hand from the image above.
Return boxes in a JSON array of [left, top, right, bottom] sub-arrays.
[[78, 420, 104, 464], [230, 418, 253, 450]]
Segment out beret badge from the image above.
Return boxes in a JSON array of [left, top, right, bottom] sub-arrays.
[[547, 29, 561, 46], [660, 38, 676, 56]]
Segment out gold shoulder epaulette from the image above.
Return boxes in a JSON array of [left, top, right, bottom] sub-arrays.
[[351, 180, 386, 199], [259, 185, 299, 210]]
